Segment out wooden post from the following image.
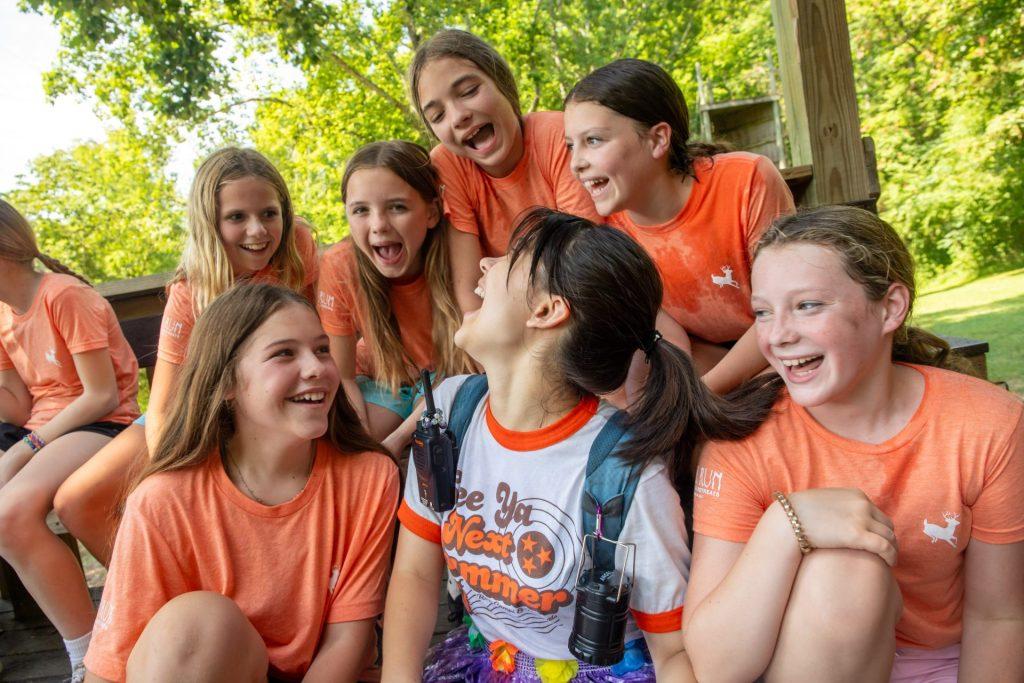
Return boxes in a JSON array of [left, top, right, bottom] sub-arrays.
[[770, 0, 870, 206]]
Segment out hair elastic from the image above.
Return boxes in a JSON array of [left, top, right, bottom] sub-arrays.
[[639, 330, 663, 362]]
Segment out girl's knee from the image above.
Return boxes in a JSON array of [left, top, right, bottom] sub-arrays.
[[796, 548, 902, 634], [0, 488, 48, 555], [128, 592, 267, 680]]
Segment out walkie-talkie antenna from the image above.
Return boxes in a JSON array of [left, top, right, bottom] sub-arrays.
[[421, 369, 435, 414]]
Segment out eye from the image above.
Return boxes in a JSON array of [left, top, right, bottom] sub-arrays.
[[565, 141, 574, 151], [797, 301, 822, 311], [389, 202, 408, 212], [428, 109, 444, 125], [262, 208, 279, 218], [460, 84, 479, 98], [586, 136, 601, 146], [224, 212, 244, 222], [752, 308, 772, 320], [349, 206, 368, 215], [316, 344, 331, 355], [272, 348, 294, 359]]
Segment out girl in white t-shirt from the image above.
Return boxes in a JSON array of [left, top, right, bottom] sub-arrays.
[[382, 209, 774, 682]]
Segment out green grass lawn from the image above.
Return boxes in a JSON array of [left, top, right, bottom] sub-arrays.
[[914, 267, 1024, 396]]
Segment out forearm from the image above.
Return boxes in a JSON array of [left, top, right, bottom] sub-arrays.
[[341, 377, 370, 429], [685, 504, 803, 681], [382, 569, 442, 682], [0, 386, 30, 426], [33, 388, 119, 445], [702, 324, 768, 395], [303, 622, 375, 683], [961, 614, 1024, 680]]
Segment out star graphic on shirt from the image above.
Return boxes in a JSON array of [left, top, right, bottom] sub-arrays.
[[522, 558, 536, 574], [537, 548, 552, 567], [520, 534, 538, 553]]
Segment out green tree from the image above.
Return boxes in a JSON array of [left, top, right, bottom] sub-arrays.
[[5, 130, 184, 283]]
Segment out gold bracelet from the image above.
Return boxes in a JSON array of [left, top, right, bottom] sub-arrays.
[[773, 491, 813, 555]]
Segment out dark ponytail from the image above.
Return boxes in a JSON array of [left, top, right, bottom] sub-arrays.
[[508, 209, 777, 485], [565, 59, 730, 179]]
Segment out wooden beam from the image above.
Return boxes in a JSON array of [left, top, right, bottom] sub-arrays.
[[771, 0, 870, 206]]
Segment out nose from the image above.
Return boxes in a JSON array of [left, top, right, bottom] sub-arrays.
[[450, 99, 472, 129], [479, 257, 497, 274], [765, 310, 798, 348], [246, 214, 269, 237], [300, 349, 325, 379], [368, 208, 389, 233]]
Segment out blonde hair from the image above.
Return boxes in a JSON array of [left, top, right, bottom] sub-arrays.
[[0, 199, 90, 285], [175, 148, 305, 314], [341, 141, 475, 394], [756, 206, 953, 368], [139, 283, 387, 486]]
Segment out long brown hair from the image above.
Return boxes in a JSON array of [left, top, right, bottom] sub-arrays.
[[0, 199, 91, 285], [565, 59, 729, 179], [175, 147, 306, 315], [138, 283, 386, 487], [755, 205, 953, 368], [341, 141, 475, 394], [408, 29, 521, 134], [507, 209, 777, 488]]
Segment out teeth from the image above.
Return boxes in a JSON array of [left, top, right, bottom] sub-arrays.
[[289, 392, 325, 403], [781, 356, 821, 367], [240, 242, 270, 252], [474, 286, 485, 299]]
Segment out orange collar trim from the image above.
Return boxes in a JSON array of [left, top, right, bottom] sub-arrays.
[[485, 395, 599, 451]]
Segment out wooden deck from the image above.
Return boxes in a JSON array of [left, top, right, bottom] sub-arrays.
[[0, 584, 454, 680]]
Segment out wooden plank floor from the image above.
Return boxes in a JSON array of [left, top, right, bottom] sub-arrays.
[[0, 587, 102, 682], [0, 584, 453, 681]]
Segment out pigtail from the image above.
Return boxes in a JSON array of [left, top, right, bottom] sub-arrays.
[[36, 252, 91, 286]]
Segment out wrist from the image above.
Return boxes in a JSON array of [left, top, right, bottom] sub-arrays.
[[773, 491, 813, 555]]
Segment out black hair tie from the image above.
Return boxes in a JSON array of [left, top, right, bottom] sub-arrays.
[[640, 330, 663, 363]]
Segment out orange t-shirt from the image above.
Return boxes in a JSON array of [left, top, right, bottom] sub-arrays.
[[85, 440, 399, 682], [0, 273, 139, 430], [607, 152, 795, 343], [316, 239, 433, 378], [431, 110, 601, 257], [692, 364, 1024, 649], [157, 223, 319, 365]]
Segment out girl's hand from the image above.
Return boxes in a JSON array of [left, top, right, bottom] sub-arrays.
[[786, 488, 898, 566]]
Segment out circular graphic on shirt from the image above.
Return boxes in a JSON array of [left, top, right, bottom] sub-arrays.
[[516, 531, 556, 579]]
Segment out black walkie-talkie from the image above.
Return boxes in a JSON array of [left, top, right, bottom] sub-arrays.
[[411, 369, 459, 512]]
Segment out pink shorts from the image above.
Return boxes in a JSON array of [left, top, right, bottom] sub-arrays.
[[890, 643, 959, 682]]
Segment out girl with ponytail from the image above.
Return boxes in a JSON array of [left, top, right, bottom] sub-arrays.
[[0, 199, 139, 680], [685, 206, 1024, 682], [383, 209, 772, 682]]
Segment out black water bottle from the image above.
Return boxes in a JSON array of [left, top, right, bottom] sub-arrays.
[[568, 568, 632, 665]]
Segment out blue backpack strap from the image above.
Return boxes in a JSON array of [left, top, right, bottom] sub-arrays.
[[581, 410, 640, 572], [448, 374, 489, 446]]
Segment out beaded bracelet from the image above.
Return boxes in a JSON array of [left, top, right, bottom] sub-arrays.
[[21, 432, 46, 454], [773, 491, 813, 555]]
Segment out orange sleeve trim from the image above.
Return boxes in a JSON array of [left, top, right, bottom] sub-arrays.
[[631, 605, 683, 633], [398, 500, 441, 544]]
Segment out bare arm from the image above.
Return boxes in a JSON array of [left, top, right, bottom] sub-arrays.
[[382, 527, 445, 683], [0, 368, 32, 426], [143, 358, 182, 452], [448, 229, 483, 315], [328, 334, 369, 429], [382, 403, 422, 460], [303, 618, 378, 683], [701, 324, 768, 395], [684, 490, 897, 682], [644, 629, 696, 682], [1, 348, 120, 482], [961, 539, 1024, 680]]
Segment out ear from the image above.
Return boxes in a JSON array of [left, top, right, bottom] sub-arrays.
[[427, 199, 442, 230], [880, 282, 911, 334], [526, 293, 570, 330], [646, 122, 673, 161]]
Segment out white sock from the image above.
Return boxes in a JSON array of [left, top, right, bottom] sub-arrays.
[[63, 631, 91, 669]]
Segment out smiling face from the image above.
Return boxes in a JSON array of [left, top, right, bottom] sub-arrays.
[[563, 100, 663, 217], [217, 176, 285, 276], [345, 167, 438, 280], [230, 302, 340, 443], [454, 254, 534, 362], [751, 243, 905, 408], [417, 57, 524, 178]]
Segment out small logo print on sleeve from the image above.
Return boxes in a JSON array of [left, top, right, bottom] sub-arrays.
[[695, 465, 724, 498], [162, 319, 184, 340], [318, 291, 335, 312], [922, 511, 960, 548], [45, 348, 63, 367]]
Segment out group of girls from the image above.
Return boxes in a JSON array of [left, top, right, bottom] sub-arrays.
[[0, 25, 1018, 683]]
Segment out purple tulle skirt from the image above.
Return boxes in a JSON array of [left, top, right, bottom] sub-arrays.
[[422, 626, 656, 682]]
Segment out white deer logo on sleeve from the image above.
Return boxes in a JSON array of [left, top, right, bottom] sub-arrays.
[[711, 265, 740, 289], [922, 511, 960, 548]]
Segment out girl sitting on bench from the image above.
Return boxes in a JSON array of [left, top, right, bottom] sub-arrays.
[[317, 141, 474, 444], [84, 283, 398, 682], [684, 206, 1024, 682], [0, 199, 139, 681], [55, 147, 319, 568], [383, 209, 774, 682]]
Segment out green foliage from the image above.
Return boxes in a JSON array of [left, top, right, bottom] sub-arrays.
[[4, 131, 184, 283], [849, 0, 1024, 276]]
